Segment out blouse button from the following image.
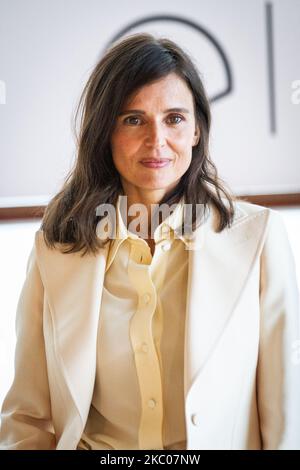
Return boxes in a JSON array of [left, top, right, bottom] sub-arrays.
[[148, 399, 156, 409], [142, 293, 151, 304], [141, 343, 148, 353]]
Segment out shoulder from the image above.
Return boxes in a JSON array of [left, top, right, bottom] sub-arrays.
[[230, 200, 296, 271], [30, 229, 73, 272], [229, 201, 297, 292], [234, 198, 287, 227], [216, 198, 291, 255], [213, 197, 273, 229], [230, 198, 285, 230], [232, 198, 270, 219]]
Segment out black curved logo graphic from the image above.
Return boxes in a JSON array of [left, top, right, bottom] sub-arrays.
[[104, 14, 234, 104]]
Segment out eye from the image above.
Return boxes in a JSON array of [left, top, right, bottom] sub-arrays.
[[123, 116, 142, 126], [122, 114, 185, 126], [167, 114, 184, 124]]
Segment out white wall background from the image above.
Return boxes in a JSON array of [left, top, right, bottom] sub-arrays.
[[0, 0, 300, 206]]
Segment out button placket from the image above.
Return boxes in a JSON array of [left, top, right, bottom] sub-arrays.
[[127, 236, 164, 450]]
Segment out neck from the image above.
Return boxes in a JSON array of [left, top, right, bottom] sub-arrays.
[[120, 186, 170, 239]]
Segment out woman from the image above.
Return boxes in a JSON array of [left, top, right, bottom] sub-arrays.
[[0, 33, 299, 450]]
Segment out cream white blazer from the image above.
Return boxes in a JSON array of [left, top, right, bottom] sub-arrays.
[[0, 200, 299, 450]]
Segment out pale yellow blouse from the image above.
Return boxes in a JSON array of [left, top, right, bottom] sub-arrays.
[[77, 195, 190, 450]]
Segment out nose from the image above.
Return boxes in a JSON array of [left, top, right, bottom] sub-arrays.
[[144, 121, 166, 148]]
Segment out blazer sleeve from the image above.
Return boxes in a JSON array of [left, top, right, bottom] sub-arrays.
[[257, 209, 300, 449], [0, 234, 56, 449]]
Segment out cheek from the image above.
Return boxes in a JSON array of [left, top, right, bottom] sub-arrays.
[[173, 134, 193, 166], [111, 134, 130, 168], [171, 127, 194, 155], [176, 152, 192, 174], [176, 127, 195, 145], [111, 131, 138, 159]]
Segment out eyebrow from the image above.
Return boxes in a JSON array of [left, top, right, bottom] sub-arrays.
[[118, 107, 190, 116]]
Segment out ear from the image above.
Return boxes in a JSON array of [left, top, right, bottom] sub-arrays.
[[192, 124, 200, 146]]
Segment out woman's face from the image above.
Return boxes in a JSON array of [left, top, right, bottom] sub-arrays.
[[110, 72, 200, 199]]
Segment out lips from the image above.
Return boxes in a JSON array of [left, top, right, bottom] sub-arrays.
[[140, 158, 172, 163], [140, 159, 171, 169]]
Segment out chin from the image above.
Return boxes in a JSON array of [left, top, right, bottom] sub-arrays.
[[138, 180, 173, 191], [139, 174, 174, 186]]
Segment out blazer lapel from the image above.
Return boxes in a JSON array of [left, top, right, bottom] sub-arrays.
[[183, 203, 270, 399], [35, 221, 110, 447]]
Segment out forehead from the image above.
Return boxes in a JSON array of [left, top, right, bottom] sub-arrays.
[[125, 73, 194, 106]]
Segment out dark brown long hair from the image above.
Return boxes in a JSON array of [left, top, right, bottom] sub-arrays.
[[41, 32, 236, 256]]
